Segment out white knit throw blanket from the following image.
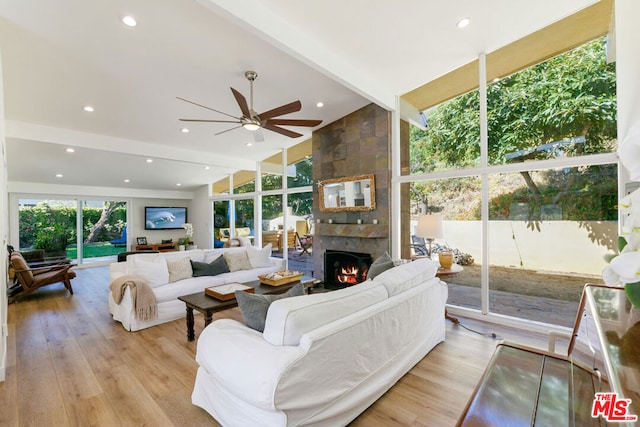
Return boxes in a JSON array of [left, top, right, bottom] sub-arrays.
[[109, 274, 158, 321]]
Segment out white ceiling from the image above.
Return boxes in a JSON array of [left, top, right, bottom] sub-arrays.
[[0, 0, 597, 193]]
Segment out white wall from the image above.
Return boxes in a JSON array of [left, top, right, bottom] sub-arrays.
[[189, 185, 213, 249], [0, 51, 8, 382], [423, 220, 616, 276]]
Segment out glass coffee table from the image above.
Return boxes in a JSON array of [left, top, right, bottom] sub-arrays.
[[178, 278, 314, 341]]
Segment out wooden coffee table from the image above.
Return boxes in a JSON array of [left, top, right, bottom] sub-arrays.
[[178, 278, 311, 341]]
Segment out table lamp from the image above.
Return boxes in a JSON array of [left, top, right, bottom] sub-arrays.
[[416, 214, 444, 258]]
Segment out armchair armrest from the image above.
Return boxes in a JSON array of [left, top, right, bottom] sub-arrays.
[[196, 319, 305, 410]]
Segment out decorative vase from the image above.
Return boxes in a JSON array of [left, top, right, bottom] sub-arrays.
[[178, 245, 186, 251], [439, 251, 454, 269]]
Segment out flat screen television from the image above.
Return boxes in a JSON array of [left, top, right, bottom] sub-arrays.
[[145, 206, 187, 230]]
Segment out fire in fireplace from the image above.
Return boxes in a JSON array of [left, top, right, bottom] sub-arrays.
[[324, 250, 373, 289]]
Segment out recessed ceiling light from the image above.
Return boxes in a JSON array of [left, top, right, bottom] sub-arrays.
[[124, 179, 130, 183], [55, 174, 63, 178], [146, 159, 153, 163], [176, 183, 182, 186], [83, 105, 94, 112], [66, 148, 75, 153], [121, 16, 137, 27], [456, 18, 470, 29], [181, 128, 189, 133], [246, 142, 253, 147], [316, 102, 324, 108], [204, 166, 210, 170]]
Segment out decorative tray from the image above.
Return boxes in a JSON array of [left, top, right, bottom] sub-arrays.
[[205, 282, 255, 300], [258, 270, 303, 286]]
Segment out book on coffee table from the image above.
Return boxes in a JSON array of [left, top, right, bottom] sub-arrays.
[[205, 282, 255, 301]]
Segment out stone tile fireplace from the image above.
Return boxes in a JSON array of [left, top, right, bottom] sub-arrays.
[[312, 103, 391, 281]]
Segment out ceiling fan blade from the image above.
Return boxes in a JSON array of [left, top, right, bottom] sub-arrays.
[[179, 119, 241, 123], [257, 100, 302, 121], [214, 125, 243, 136], [263, 123, 303, 138], [267, 118, 323, 127], [230, 88, 251, 118], [176, 96, 240, 120], [253, 129, 265, 143]]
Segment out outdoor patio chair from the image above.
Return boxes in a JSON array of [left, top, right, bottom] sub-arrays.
[[110, 226, 127, 246], [296, 233, 312, 256], [9, 252, 76, 299]]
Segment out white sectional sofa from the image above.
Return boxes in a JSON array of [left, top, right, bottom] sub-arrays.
[[108, 247, 285, 331], [192, 258, 447, 427]]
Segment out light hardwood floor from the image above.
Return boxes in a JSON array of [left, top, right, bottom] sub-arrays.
[[1, 266, 554, 426]]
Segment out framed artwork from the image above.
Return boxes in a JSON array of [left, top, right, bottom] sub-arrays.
[[136, 237, 148, 245]]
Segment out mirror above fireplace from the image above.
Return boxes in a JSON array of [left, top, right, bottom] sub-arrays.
[[319, 174, 375, 212]]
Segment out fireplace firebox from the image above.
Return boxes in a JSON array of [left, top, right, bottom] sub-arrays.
[[324, 250, 373, 289]]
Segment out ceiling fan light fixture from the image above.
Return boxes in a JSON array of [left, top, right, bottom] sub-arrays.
[[242, 122, 260, 131]]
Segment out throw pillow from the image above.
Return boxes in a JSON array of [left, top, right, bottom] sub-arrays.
[[128, 253, 169, 288], [246, 243, 273, 268], [223, 250, 252, 272], [235, 283, 304, 332], [167, 257, 193, 282], [190, 256, 230, 277], [367, 251, 395, 280]]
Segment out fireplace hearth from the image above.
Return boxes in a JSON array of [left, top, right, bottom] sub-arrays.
[[324, 250, 373, 289]]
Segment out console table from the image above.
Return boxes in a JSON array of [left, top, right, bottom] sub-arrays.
[[135, 242, 176, 252], [457, 284, 639, 426]]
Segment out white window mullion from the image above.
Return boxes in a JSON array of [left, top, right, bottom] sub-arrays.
[[479, 52, 490, 315]]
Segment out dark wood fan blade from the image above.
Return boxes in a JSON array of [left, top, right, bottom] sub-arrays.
[[179, 119, 241, 123], [267, 119, 322, 127], [230, 88, 251, 118], [263, 123, 303, 138], [214, 125, 243, 136], [257, 100, 301, 121], [176, 97, 240, 120]]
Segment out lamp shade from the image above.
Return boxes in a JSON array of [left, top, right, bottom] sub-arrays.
[[416, 214, 444, 239]]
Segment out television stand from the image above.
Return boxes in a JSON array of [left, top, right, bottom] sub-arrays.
[[135, 242, 176, 252]]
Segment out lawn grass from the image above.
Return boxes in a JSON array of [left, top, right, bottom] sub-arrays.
[[66, 242, 126, 259]]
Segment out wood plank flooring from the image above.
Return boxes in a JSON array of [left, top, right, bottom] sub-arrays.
[[1, 266, 554, 426]]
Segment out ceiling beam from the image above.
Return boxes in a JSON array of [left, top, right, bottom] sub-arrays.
[[6, 120, 255, 171], [197, 0, 396, 111]]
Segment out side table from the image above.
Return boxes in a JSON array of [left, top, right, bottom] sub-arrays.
[[435, 264, 463, 324]]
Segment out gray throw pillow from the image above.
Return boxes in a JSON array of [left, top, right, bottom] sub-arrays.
[[190, 256, 230, 277], [367, 251, 394, 279], [235, 283, 304, 332]]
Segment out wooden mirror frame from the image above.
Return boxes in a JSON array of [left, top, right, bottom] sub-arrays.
[[318, 174, 376, 212]]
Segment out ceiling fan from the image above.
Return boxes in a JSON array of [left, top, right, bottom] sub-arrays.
[[177, 71, 322, 141]]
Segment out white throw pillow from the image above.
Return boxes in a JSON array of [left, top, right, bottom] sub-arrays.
[[203, 251, 223, 264], [246, 244, 273, 268], [167, 257, 193, 283], [127, 254, 169, 288]]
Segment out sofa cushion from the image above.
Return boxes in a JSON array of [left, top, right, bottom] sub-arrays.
[[235, 283, 305, 332], [163, 249, 205, 263], [223, 250, 252, 272], [167, 257, 193, 282], [367, 251, 394, 279], [373, 258, 439, 296], [191, 256, 230, 277], [246, 244, 273, 268], [263, 280, 388, 346], [127, 253, 169, 288]]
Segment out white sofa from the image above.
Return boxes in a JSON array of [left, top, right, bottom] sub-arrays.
[[108, 247, 285, 331], [192, 258, 447, 427]]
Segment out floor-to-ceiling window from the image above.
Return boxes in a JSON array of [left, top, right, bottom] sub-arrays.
[[17, 198, 128, 265], [404, 34, 618, 327]]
